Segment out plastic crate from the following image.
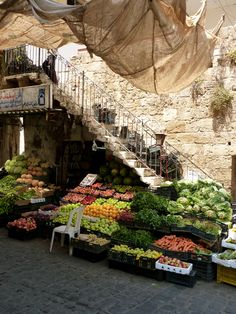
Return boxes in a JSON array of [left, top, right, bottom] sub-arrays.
[[108, 260, 137, 274], [166, 270, 197, 287], [217, 265, 236, 286], [138, 257, 157, 270], [108, 250, 124, 263], [191, 227, 217, 242], [71, 238, 111, 254], [73, 247, 108, 262], [190, 259, 216, 281], [122, 253, 137, 265], [8, 228, 38, 240], [170, 225, 192, 233], [189, 252, 212, 263], [137, 267, 165, 281], [150, 245, 189, 261]]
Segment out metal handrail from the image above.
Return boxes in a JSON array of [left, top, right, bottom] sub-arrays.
[[2, 44, 212, 181]]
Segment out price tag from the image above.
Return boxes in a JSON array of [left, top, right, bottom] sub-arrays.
[[79, 174, 98, 187], [30, 198, 46, 204]]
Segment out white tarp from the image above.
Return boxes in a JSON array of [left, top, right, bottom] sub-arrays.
[[0, 0, 224, 94]]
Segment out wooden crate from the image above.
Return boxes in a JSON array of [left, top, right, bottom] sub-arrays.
[[217, 265, 236, 286]]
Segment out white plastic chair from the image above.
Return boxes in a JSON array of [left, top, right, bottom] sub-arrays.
[[49, 206, 84, 256]]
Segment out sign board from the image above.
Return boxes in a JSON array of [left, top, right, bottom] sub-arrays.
[[0, 84, 52, 112], [79, 174, 98, 187], [30, 198, 46, 204]]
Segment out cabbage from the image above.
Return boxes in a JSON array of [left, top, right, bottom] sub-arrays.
[[205, 210, 216, 219], [177, 197, 189, 205]]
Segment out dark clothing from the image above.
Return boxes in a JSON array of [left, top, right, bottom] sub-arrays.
[[42, 55, 58, 84]]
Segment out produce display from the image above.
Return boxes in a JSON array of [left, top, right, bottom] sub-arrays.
[[4, 155, 28, 175], [217, 249, 236, 260], [0, 175, 18, 214], [7, 217, 37, 231], [110, 244, 162, 260], [157, 256, 190, 268], [168, 179, 232, 222], [154, 235, 211, 255], [117, 210, 135, 224], [175, 217, 222, 236], [84, 204, 123, 220], [99, 158, 141, 186], [81, 217, 120, 236], [75, 234, 110, 246], [93, 198, 131, 210], [155, 256, 193, 275], [52, 203, 81, 225], [112, 226, 154, 249]]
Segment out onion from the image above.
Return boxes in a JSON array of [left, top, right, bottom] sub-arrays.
[[21, 174, 27, 179], [26, 174, 32, 179], [31, 180, 39, 187], [38, 181, 45, 187]]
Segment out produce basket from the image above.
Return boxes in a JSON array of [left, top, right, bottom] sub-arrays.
[[165, 270, 197, 287], [155, 261, 193, 275], [217, 265, 236, 286]]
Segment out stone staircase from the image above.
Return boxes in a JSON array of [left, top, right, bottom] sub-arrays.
[[45, 51, 212, 187], [3, 44, 212, 187]]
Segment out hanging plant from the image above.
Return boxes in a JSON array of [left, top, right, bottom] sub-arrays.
[[210, 85, 234, 116], [226, 49, 236, 66]]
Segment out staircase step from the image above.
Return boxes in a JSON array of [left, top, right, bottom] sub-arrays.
[[134, 168, 155, 177], [117, 151, 136, 160], [123, 159, 142, 168], [140, 176, 163, 186]]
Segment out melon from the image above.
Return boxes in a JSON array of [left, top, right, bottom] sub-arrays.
[[120, 168, 128, 177], [111, 168, 119, 176], [123, 177, 133, 185]]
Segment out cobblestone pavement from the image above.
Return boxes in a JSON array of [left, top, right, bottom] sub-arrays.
[[0, 227, 235, 314]]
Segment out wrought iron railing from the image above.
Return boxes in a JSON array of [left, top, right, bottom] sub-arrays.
[[2, 44, 212, 181]]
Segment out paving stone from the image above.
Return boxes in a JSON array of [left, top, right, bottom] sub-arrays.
[[1, 228, 236, 314]]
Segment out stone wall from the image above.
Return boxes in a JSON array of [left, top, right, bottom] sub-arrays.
[[71, 25, 236, 191]]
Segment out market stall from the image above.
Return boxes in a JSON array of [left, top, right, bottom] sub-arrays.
[[1, 159, 234, 287]]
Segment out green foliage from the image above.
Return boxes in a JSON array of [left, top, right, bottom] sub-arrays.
[[210, 86, 233, 116], [131, 191, 169, 214], [226, 49, 236, 65], [112, 226, 154, 249]]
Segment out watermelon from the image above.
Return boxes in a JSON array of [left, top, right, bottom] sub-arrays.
[[99, 165, 109, 177], [104, 175, 113, 183], [111, 168, 119, 176], [120, 168, 128, 177], [113, 177, 123, 185], [123, 177, 133, 185], [109, 160, 119, 169]]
